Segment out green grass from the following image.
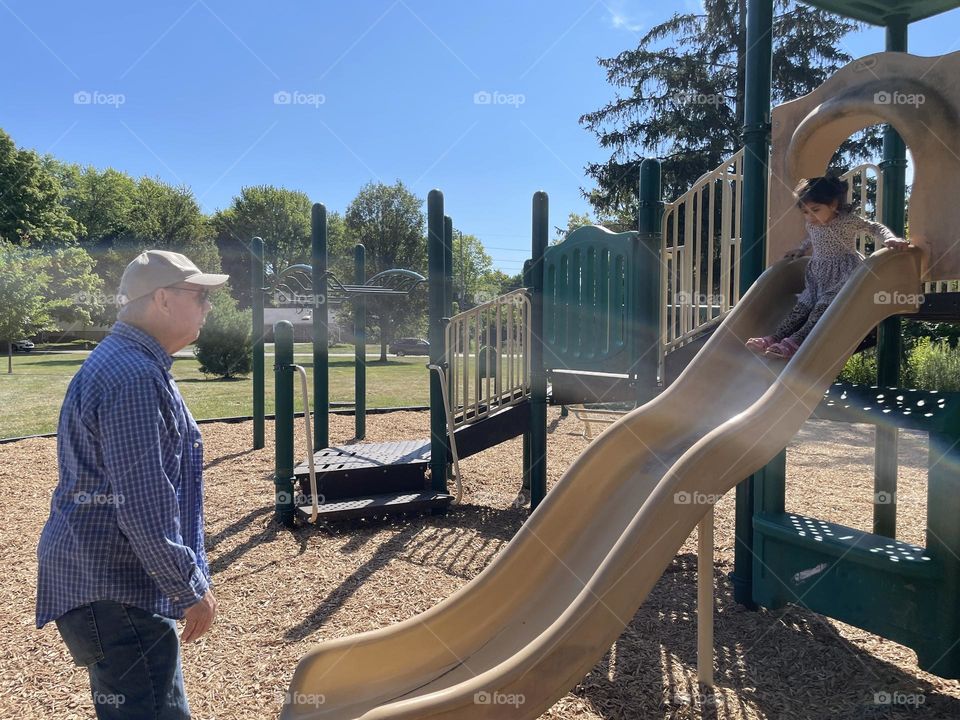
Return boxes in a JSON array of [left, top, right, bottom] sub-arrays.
[[0, 352, 429, 439]]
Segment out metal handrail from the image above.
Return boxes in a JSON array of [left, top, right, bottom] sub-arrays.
[[660, 149, 744, 380], [445, 288, 532, 428], [426, 363, 463, 504], [658, 156, 893, 381]]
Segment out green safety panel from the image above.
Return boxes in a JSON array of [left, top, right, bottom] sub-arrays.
[[543, 225, 640, 374]]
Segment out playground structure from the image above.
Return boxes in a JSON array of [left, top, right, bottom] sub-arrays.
[[275, 11, 960, 713], [253, 193, 548, 523]]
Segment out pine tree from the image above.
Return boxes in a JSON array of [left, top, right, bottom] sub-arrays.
[[580, 1, 880, 219]]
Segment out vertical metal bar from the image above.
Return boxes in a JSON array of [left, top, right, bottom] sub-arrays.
[[874, 17, 909, 539], [697, 507, 715, 687], [637, 158, 663, 394], [428, 190, 449, 492], [706, 175, 712, 320], [353, 244, 366, 439], [274, 321, 295, 527], [251, 237, 265, 449], [733, 0, 773, 609], [311, 206, 329, 450], [529, 191, 548, 509], [721, 178, 732, 312]]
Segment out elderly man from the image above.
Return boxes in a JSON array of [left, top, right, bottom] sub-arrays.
[[37, 250, 228, 720]]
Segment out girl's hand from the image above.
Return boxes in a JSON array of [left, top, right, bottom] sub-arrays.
[[884, 238, 910, 250], [783, 247, 806, 260]]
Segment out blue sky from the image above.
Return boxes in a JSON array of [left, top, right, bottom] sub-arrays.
[[2, 1, 959, 274]]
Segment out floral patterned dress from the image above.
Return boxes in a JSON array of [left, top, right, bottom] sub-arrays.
[[773, 211, 899, 344]]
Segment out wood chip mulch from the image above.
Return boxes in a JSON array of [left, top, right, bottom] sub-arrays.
[[2, 409, 958, 719]]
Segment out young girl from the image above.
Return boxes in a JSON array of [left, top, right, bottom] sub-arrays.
[[746, 174, 910, 359]]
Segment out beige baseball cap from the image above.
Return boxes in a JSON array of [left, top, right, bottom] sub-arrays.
[[119, 250, 229, 304]]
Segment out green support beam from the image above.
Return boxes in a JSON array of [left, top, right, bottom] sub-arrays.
[[530, 192, 549, 509], [251, 237, 265, 450], [636, 158, 663, 398], [274, 321, 295, 527], [733, 0, 773, 608], [874, 17, 909, 538], [427, 190, 450, 492], [312, 205, 329, 450], [354, 243, 366, 440]]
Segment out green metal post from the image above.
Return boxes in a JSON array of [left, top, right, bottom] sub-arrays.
[[251, 237, 265, 450], [636, 158, 663, 397], [874, 18, 908, 539], [530, 192, 548, 509], [274, 321, 295, 527], [733, 0, 773, 608], [312, 204, 329, 450], [354, 243, 366, 440], [428, 190, 449, 492]]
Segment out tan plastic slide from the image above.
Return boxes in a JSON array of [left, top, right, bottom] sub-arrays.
[[281, 247, 923, 720]]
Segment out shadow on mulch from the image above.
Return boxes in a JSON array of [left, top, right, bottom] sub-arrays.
[[575, 553, 960, 720], [283, 503, 526, 642]]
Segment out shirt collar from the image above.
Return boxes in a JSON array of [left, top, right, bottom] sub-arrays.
[[110, 321, 174, 371]]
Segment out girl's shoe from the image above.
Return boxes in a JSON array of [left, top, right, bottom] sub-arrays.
[[765, 337, 800, 359], [745, 335, 777, 352]]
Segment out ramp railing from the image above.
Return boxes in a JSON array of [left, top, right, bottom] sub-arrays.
[[445, 288, 532, 429]]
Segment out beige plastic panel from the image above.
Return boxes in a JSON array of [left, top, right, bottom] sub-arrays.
[[768, 52, 960, 281], [281, 247, 923, 720]]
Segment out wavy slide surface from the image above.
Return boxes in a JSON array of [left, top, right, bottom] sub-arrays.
[[281, 248, 923, 719]]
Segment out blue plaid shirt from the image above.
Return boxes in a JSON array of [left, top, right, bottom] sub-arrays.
[[36, 322, 210, 628]]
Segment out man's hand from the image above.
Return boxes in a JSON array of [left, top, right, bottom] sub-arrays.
[[182, 590, 217, 644]]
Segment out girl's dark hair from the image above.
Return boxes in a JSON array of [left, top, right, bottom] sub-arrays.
[[794, 172, 854, 213]]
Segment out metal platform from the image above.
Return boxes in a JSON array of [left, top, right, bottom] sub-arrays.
[[295, 440, 431, 500], [294, 491, 453, 522]]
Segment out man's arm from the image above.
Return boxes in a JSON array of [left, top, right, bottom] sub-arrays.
[[99, 377, 210, 614]]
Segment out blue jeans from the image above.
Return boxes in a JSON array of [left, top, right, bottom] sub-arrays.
[[55, 601, 191, 720]]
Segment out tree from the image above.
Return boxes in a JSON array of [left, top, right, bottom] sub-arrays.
[[212, 186, 314, 304], [42, 245, 104, 332], [194, 290, 252, 379], [0, 241, 51, 373], [580, 1, 878, 218], [91, 178, 220, 315], [345, 181, 427, 361], [0, 129, 78, 245], [451, 232, 493, 306], [59, 164, 137, 245]]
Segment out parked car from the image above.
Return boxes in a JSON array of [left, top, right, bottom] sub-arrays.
[[389, 337, 429, 356], [12, 340, 34, 352]]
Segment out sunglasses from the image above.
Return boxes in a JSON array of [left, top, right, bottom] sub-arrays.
[[168, 286, 212, 305]]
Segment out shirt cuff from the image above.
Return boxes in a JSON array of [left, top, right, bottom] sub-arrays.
[[169, 565, 210, 615]]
